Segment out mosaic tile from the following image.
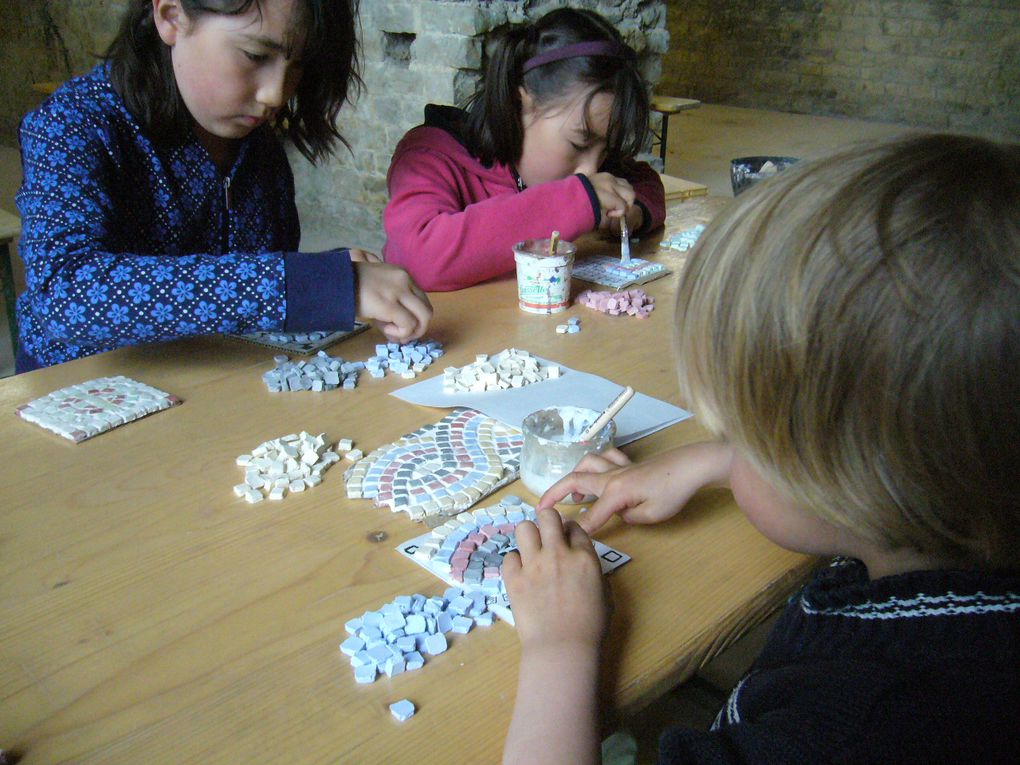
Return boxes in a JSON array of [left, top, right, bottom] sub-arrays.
[[15, 376, 181, 443], [345, 408, 523, 520]]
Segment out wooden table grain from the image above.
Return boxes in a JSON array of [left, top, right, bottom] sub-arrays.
[[0, 222, 815, 764]]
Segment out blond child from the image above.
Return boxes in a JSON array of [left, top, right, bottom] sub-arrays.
[[503, 133, 1020, 764]]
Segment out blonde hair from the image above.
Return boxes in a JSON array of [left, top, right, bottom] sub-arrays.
[[675, 134, 1020, 570]]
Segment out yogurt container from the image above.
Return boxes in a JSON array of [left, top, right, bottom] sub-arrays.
[[513, 238, 576, 314]]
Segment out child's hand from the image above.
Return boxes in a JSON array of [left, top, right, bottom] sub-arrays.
[[604, 204, 645, 237], [587, 172, 636, 230], [537, 442, 735, 535], [502, 507, 609, 657], [347, 248, 383, 263], [354, 262, 433, 343], [502, 507, 607, 765]]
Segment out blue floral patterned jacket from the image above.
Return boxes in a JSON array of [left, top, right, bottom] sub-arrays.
[[16, 63, 353, 371]]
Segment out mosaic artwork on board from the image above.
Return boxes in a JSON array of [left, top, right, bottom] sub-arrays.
[[571, 254, 671, 290], [15, 376, 181, 443], [345, 408, 523, 520], [228, 322, 369, 354]]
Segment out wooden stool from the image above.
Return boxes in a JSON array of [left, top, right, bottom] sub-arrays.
[[0, 208, 22, 355], [650, 95, 701, 167]]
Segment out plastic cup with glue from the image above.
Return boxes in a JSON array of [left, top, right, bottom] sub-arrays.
[[513, 233, 576, 314], [519, 406, 616, 499]]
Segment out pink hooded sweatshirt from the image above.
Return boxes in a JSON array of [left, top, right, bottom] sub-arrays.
[[383, 105, 666, 292]]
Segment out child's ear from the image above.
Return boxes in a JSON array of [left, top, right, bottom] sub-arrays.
[[518, 86, 535, 120], [153, 0, 183, 46]]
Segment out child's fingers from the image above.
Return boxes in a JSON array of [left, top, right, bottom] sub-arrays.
[[376, 299, 427, 342], [348, 248, 383, 263], [600, 447, 632, 467], [534, 506, 567, 549], [398, 292, 433, 338], [573, 448, 630, 473], [501, 548, 522, 581], [564, 519, 597, 557], [536, 470, 609, 510], [576, 492, 633, 536], [512, 519, 541, 565]]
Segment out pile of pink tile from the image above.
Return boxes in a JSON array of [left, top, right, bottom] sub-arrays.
[[577, 288, 655, 318]]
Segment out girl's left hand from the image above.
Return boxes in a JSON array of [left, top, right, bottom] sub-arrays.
[[502, 507, 609, 656], [347, 248, 383, 263]]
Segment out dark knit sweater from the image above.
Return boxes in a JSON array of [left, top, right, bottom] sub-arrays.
[[659, 559, 1020, 764]]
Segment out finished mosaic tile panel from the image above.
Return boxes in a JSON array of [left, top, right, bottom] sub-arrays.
[[16, 376, 181, 443], [345, 408, 523, 520], [228, 322, 369, 354]]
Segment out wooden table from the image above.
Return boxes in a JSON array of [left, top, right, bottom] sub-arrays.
[[0, 225, 814, 763]]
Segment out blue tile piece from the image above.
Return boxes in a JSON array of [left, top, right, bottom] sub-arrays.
[[389, 699, 416, 721], [423, 632, 448, 655], [354, 663, 377, 683]]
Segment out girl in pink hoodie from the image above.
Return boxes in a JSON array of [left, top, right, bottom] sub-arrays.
[[383, 8, 666, 292]]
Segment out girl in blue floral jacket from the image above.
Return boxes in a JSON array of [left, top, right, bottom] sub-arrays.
[[15, 0, 431, 372]]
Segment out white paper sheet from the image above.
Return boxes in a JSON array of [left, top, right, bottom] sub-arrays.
[[390, 356, 692, 445]]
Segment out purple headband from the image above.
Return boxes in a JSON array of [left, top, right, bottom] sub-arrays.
[[522, 41, 635, 74]]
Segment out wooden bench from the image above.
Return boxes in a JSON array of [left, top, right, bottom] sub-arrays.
[[0, 208, 21, 355], [650, 95, 701, 167]]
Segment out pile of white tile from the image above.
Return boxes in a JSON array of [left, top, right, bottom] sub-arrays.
[[233, 431, 340, 503], [442, 348, 559, 393]]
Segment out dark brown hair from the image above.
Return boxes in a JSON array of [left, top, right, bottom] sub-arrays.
[[105, 0, 362, 164], [463, 8, 649, 169]]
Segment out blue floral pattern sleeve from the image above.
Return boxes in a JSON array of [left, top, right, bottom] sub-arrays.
[[15, 64, 311, 368]]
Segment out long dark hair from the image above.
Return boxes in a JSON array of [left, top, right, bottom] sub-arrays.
[[463, 8, 649, 170], [105, 0, 362, 164]]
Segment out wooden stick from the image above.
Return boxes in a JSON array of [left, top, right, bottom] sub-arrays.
[[549, 230, 560, 255], [578, 386, 634, 442], [620, 216, 631, 263]]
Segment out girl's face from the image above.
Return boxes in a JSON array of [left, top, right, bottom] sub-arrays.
[[154, 0, 305, 157], [516, 86, 614, 187]]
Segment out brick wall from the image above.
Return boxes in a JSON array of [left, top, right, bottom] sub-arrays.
[[660, 0, 1020, 137]]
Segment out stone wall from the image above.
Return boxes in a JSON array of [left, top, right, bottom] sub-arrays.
[[296, 0, 668, 251], [0, 0, 667, 251], [0, 1, 128, 143], [4, 0, 1016, 246], [661, 0, 1020, 137]]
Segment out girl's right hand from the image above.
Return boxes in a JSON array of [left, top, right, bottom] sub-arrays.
[[537, 442, 735, 535], [354, 262, 433, 343], [347, 247, 383, 263], [587, 171, 636, 230]]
